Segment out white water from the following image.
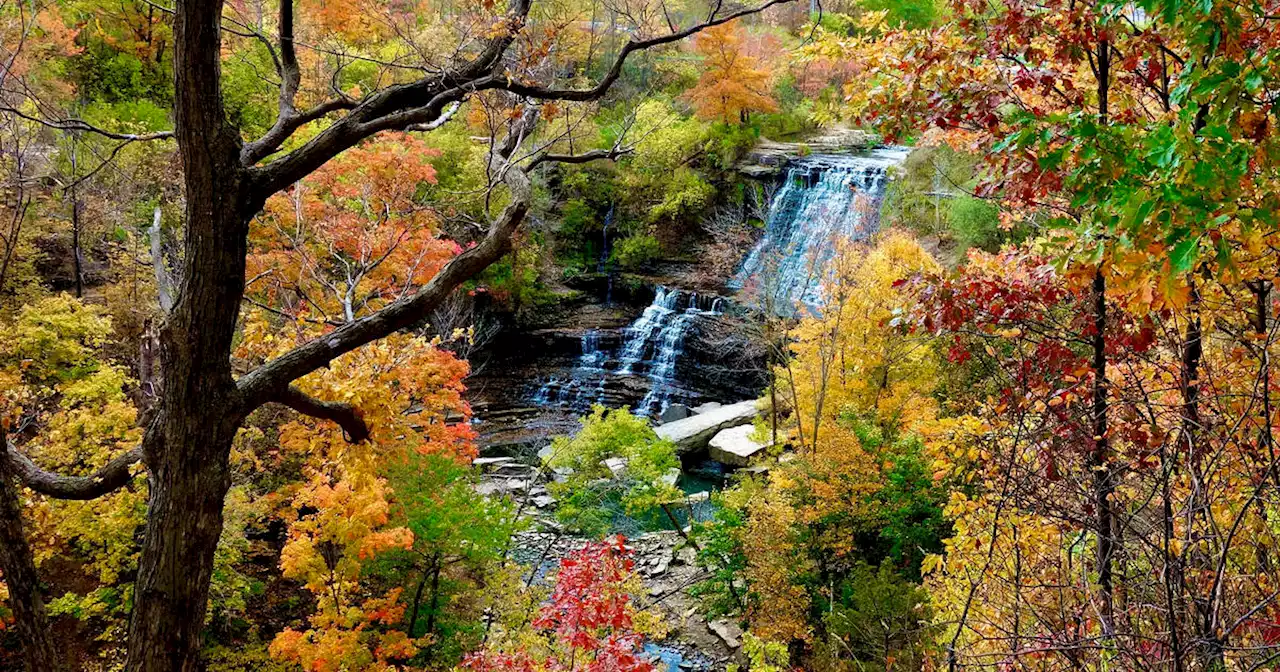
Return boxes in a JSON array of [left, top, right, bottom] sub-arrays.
[[530, 329, 608, 411], [731, 148, 909, 311], [529, 288, 724, 417], [529, 149, 905, 417]]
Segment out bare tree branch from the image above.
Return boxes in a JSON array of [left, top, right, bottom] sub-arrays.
[[150, 205, 175, 314], [237, 109, 540, 406], [496, 0, 792, 101], [275, 385, 371, 442], [528, 146, 634, 168], [4, 439, 142, 500], [247, 0, 791, 198], [0, 106, 174, 142]]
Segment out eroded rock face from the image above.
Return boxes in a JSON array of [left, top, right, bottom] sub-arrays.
[[655, 400, 761, 455], [708, 425, 769, 468], [736, 128, 879, 177]]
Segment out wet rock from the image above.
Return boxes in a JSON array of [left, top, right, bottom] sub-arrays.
[[708, 620, 743, 649], [659, 403, 692, 424], [708, 424, 769, 468], [655, 400, 760, 455], [474, 457, 515, 471]]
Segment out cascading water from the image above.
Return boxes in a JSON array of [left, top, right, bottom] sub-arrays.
[[524, 150, 905, 422], [618, 289, 724, 417], [616, 286, 680, 375], [528, 288, 725, 417], [531, 329, 608, 411], [732, 147, 910, 311]]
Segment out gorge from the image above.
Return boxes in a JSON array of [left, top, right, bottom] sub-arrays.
[[468, 145, 910, 455]]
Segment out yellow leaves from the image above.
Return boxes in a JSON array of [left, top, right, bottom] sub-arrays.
[[742, 481, 813, 643], [782, 231, 942, 447], [280, 471, 413, 593]]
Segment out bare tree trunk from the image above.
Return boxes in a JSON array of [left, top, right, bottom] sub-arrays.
[[0, 433, 62, 672], [1089, 265, 1116, 639], [1090, 38, 1117, 642], [69, 137, 84, 298], [124, 0, 253, 667]]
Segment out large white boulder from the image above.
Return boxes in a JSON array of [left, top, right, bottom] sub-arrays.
[[708, 424, 769, 467], [655, 399, 760, 454]]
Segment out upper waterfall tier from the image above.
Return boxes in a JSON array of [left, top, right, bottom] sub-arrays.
[[731, 148, 910, 311]]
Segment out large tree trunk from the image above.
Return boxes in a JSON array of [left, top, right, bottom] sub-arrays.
[[124, 0, 254, 668], [0, 452, 61, 672]]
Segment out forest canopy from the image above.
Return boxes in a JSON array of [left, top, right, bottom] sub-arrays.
[[4, 0, 1280, 669]]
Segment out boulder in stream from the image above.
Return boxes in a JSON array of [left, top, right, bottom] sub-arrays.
[[659, 403, 692, 424], [655, 400, 760, 454], [708, 425, 769, 468]]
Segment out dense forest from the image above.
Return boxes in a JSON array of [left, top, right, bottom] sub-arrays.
[[3, 0, 1280, 669]]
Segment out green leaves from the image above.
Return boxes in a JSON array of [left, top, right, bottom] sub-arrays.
[[1169, 237, 1199, 273], [543, 405, 683, 535]]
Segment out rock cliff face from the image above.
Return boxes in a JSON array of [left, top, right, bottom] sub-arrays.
[[467, 284, 768, 454], [469, 133, 899, 455], [736, 128, 878, 178]]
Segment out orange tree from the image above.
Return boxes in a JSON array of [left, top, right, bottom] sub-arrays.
[[685, 21, 779, 125]]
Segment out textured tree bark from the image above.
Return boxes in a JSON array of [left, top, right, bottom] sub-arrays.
[[100, 0, 792, 666], [0, 448, 61, 672], [123, 0, 252, 667]]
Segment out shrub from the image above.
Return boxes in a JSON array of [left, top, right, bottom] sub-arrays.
[[947, 196, 1003, 251], [611, 233, 663, 270]]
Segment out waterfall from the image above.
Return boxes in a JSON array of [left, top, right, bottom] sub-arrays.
[[531, 329, 608, 410], [616, 287, 679, 375], [617, 289, 724, 417], [528, 288, 726, 417], [731, 148, 910, 311]]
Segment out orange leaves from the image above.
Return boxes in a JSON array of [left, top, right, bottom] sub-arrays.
[[299, 0, 390, 44], [279, 472, 412, 589], [685, 21, 779, 125], [249, 134, 456, 324], [272, 473, 422, 670]]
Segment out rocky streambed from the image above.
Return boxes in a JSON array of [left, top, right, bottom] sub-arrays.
[[512, 529, 744, 671], [472, 399, 780, 670]]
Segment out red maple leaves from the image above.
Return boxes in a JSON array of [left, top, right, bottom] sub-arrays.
[[465, 536, 655, 672]]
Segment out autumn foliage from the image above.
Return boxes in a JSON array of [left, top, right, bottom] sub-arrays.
[[685, 23, 778, 125], [464, 537, 656, 672]]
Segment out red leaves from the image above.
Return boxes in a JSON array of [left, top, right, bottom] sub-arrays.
[[534, 536, 644, 657], [464, 536, 655, 672]]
